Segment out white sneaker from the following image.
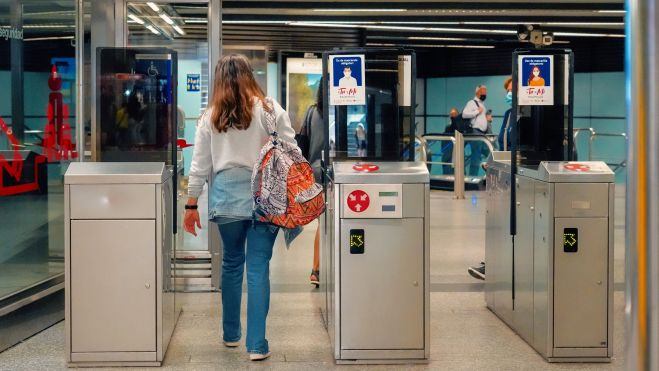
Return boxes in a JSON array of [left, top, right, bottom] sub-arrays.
[[249, 352, 271, 361], [223, 341, 240, 347]]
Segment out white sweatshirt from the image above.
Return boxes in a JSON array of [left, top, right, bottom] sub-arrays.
[[187, 99, 297, 198]]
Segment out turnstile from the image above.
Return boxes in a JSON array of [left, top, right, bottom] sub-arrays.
[[323, 161, 430, 364], [64, 162, 180, 367], [485, 153, 614, 362]]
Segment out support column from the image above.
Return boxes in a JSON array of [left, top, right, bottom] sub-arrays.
[[10, 0, 23, 142], [625, 0, 659, 370]]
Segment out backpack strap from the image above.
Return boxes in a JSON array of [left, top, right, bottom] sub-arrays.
[[261, 97, 278, 142], [473, 99, 480, 108]]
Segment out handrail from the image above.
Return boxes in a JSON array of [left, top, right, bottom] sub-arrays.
[[454, 131, 465, 199], [415, 136, 428, 163], [464, 135, 495, 154], [572, 127, 627, 171], [419, 127, 628, 197]]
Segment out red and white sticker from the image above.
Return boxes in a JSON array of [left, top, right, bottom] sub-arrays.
[[352, 163, 380, 172], [347, 190, 370, 213], [563, 163, 591, 172]]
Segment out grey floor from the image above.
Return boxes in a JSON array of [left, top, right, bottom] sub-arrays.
[[0, 188, 626, 371]]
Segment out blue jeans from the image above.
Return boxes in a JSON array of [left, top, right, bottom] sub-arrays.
[[218, 221, 279, 354]]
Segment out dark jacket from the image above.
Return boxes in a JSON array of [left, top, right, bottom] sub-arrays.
[[497, 108, 513, 150]]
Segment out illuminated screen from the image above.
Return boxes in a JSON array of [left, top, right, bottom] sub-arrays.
[[349, 229, 365, 254], [563, 227, 578, 253], [286, 58, 322, 132]]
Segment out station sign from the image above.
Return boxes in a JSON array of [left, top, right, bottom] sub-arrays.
[[187, 74, 200, 92]]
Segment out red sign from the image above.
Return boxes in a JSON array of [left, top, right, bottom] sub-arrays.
[[564, 163, 591, 172], [352, 163, 379, 172], [177, 138, 194, 149], [347, 190, 370, 213], [0, 116, 47, 196]]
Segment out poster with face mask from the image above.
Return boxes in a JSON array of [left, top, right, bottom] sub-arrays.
[[518, 55, 553, 106], [329, 55, 366, 105]]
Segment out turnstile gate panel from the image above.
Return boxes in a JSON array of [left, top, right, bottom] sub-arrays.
[[485, 158, 614, 362], [553, 217, 608, 348], [325, 161, 429, 363], [340, 218, 424, 350]]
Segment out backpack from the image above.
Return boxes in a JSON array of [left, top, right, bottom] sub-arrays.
[[251, 98, 325, 228], [456, 99, 480, 134]]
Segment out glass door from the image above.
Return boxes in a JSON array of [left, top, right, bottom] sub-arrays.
[[124, 0, 215, 291]]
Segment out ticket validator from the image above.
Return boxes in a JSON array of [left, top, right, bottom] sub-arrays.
[[485, 48, 614, 362], [319, 49, 430, 364]]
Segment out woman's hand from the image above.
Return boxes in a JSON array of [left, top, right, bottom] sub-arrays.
[[183, 200, 202, 236], [184, 209, 201, 236]]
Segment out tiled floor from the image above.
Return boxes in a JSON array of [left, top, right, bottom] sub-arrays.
[[0, 189, 626, 370]]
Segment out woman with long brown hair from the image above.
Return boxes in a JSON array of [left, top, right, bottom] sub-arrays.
[[183, 54, 296, 361]]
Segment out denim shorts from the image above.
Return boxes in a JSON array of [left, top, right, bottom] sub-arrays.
[[208, 167, 254, 223]]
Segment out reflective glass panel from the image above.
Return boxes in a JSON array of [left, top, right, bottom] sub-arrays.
[[0, 0, 76, 298]]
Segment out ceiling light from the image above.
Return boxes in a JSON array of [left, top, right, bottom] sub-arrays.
[[146, 25, 160, 35], [554, 31, 624, 38], [289, 22, 517, 35], [596, 10, 625, 13], [146, 2, 160, 12], [22, 24, 75, 29], [24, 36, 75, 42], [128, 14, 145, 25], [220, 20, 624, 28], [160, 14, 174, 24], [173, 25, 185, 35], [221, 20, 287, 24], [313, 8, 407, 12], [367, 42, 495, 49], [409, 36, 468, 42], [185, 18, 208, 24]]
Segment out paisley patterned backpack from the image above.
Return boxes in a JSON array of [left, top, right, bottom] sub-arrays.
[[251, 98, 325, 228]]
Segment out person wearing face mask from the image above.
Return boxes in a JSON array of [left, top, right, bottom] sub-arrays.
[[338, 66, 358, 87], [497, 77, 514, 151], [461, 85, 488, 176], [468, 77, 514, 281], [528, 66, 546, 87]]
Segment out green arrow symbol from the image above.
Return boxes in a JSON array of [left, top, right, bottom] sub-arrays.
[[564, 233, 577, 247]]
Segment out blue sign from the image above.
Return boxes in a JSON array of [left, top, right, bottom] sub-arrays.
[[518, 55, 554, 106], [187, 74, 200, 92], [332, 56, 363, 88], [329, 54, 366, 106], [520, 56, 551, 87]]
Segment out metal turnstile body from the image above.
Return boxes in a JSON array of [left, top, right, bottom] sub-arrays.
[[485, 154, 614, 362], [64, 162, 180, 367], [323, 161, 429, 364]]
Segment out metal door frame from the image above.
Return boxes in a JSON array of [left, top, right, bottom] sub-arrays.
[[99, 0, 222, 290]]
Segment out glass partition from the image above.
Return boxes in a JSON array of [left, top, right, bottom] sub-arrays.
[[0, 0, 76, 299], [324, 49, 416, 165]]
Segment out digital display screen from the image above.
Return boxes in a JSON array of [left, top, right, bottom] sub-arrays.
[[563, 228, 578, 253], [382, 205, 396, 212], [349, 229, 365, 254], [379, 191, 399, 197]]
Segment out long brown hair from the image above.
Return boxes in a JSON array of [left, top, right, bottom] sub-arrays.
[[210, 54, 268, 132]]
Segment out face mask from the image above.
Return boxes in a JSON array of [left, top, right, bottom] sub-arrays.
[[479, 94, 487, 101], [533, 70, 540, 77], [344, 71, 351, 77], [505, 91, 513, 105]]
